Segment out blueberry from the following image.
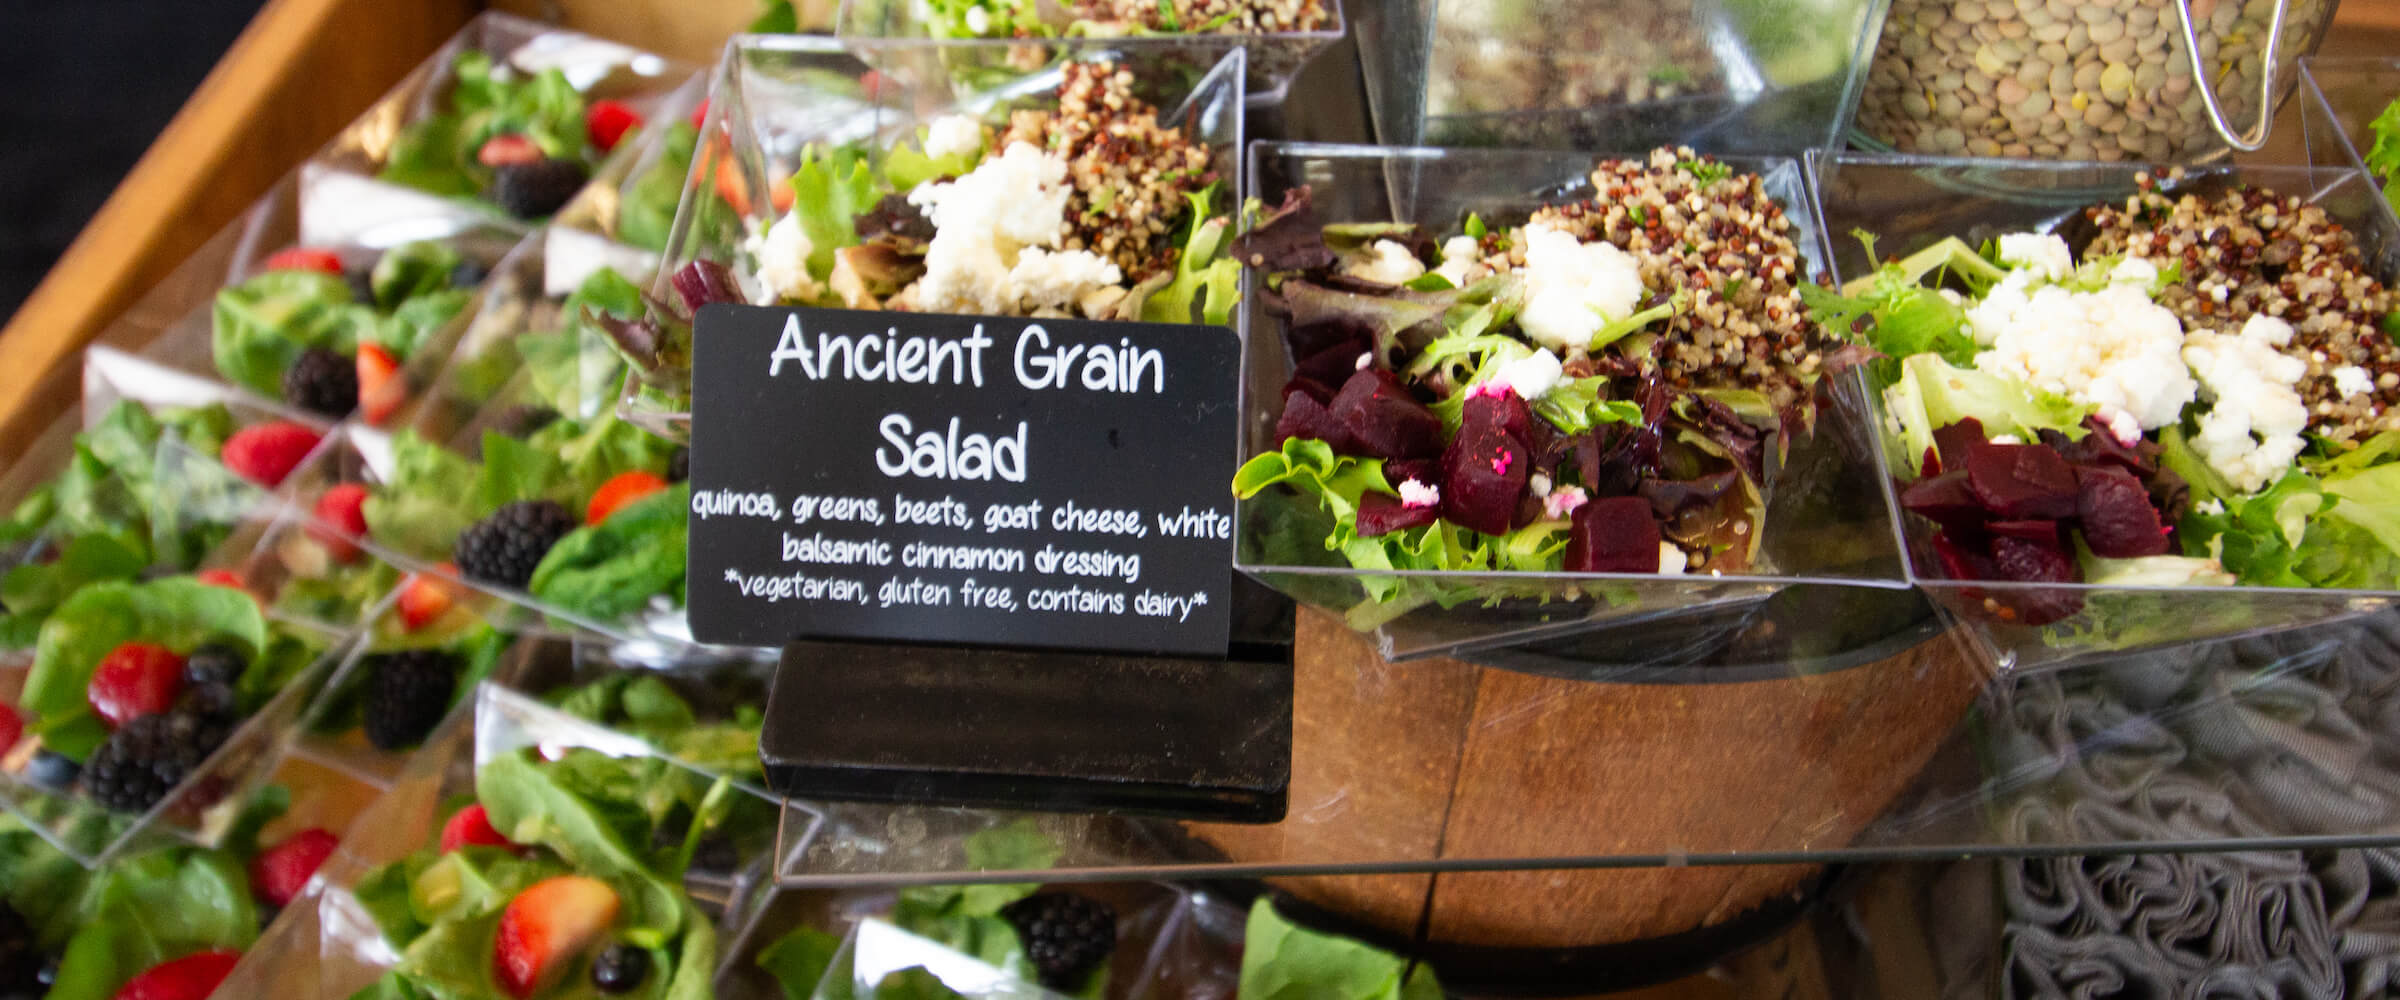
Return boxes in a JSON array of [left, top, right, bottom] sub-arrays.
[[183, 643, 247, 688], [24, 751, 78, 791], [591, 944, 649, 993]]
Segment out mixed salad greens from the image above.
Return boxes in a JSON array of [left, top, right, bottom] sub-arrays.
[[839, 0, 1333, 37], [0, 787, 339, 1000], [1233, 149, 1835, 626], [1812, 173, 2400, 627], [7, 574, 328, 814], [381, 50, 653, 221], [345, 741, 772, 1000], [747, 824, 1442, 1000], [213, 241, 482, 423]]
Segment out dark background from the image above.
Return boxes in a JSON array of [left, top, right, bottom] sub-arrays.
[[0, 1, 265, 321]]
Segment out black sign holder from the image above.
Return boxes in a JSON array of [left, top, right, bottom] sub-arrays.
[[688, 305, 1291, 822]]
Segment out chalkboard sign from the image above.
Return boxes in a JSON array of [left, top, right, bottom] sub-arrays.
[[686, 305, 1241, 658]]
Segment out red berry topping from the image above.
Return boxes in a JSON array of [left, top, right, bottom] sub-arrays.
[[585, 99, 643, 153], [88, 642, 186, 728], [196, 569, 247, 591], [111, 950, 242, 1000], [396, 565, 459, 633], [440, 803, 514, 853], [262, 248, 345, 276], [308, 484, 371, 564], [249, 828, 339, 908], [357, 343, 405, 426], [220, 421, 321, 488], [0, 705, 22, 756], [585, 471, 667, 526], [494, 876, 619, 999], [478, 133, 544, 167]]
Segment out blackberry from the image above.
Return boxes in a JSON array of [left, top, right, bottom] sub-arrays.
[[666, 446, 689, 484], [454, 500, 575, 589], [361, 649, 459, 751], [0, 903, 42, 997], [590, 944, 649, 993], [1000, 892, 1115, 990], [282, 347, 359, 418], [82, 711, 228, 813], [183, 643, 247, 688], [489, 159, 589, 219], [181, 681, 238, 722]]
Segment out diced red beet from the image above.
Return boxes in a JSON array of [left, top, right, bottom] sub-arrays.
[[2076, 465, 2172, 557], [1287, 377, 1338, 406], [1329, 369, 1444, 459], [1563, 496, 1664, 573], [1930, 532, 1996, 581], [1986, 519, 2063, 543], [2055, 415, 2159, 475], [1989, 533, 2084, 625], [1900, 471, 1987, 534], [1966, 442, 2081, 520], [671, 260, 741, 311], [1438, 423, 1529, 536], [1933, 418, 1988, 474], [1275, 389, 1353, 450], [1357, 492, 1441, 537], [1289, 323, 1373, 387], [1460, 390, 1534, 442]]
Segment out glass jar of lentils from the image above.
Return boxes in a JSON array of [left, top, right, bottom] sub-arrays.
[[1854, 0, 2337, 162]]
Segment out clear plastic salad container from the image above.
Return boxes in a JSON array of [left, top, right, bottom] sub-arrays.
[[625, 34, 1247, 439], [1233, 142, 1915, 661], [2298, 56, 2400, 197], [414, 71, 712, 442], [1812, 151, 2400, 673], [1350, 0, 1890, 154], [310, 683, 787, 1000], [308, 11, 700, 236], [273, 409, 692, 646], [834, 0, 1344, 101], [0, 616, 352, 869]]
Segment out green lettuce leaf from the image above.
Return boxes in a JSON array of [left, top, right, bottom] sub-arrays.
[[23, 577, 269, 746], [787, 145, 890, 282], [211, 270, 359, 397], [530, 483, 690, 621], [1140, 185, 1243, 326], [1237, 897, 1441, 1000], [371, 241, 466, 310], [1882, 353, 2090, 474]]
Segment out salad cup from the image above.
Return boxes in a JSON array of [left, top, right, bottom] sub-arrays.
[[308, 11, 700, 235], [834, 0, 1343, 102], [2299, 56, 2400, 216], [625, 34, 1247, 439], [0, 616, 350, 869], [1233, 142, 1915, 662], [310, 683, 788, 1000], [1812, 151, 2400, 673], [1349, 0, 1888, 155]]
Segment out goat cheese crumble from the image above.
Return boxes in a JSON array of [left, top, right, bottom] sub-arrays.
[[2334, 365, 2375, 399], [906, 142, 1088, 314], [2183, 314, 2311, 494], [1966, 270, 2196, 431], [1484, 348, 1565, 401], [1434, 235, 1487, 287], [1516, 223, 1645, 353], [1543, 484, 1588, 520], [748, 211, 821, 304], [1996, 232, 2074, 282], [1398, 478, 1441, 509], [921, 114, 987, 160], [1344, 239, 1428, 286]]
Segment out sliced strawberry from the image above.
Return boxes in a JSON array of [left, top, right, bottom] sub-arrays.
[[0, 705, 21, 755], [494, 875, 620, 999], [308, 483, 371, 564], [196, 569, 247, 591], [221, 421, 321, 488], [357, 343, 405, 426], [585, 99, 643, 153], [688, 98, 710, 130], [711, 152, 753, 217], [112, 950, 242, 1000], [262, 248, 344, 276], [585, 471, 667, 526], [248, 827, 338, 907], [478, 133, 543, 167], [396, 564, 459, 632], [440, 803, 514, 853], [88, 642, 186, 728]]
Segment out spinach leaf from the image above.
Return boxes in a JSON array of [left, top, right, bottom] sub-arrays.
[[24, 577, 269, 741], [530, 483, 689, 620], [1237, 897, 1441, 1000], [211, 270, 359, 398]]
